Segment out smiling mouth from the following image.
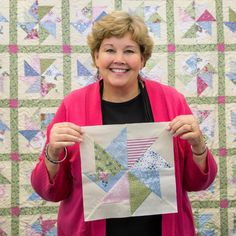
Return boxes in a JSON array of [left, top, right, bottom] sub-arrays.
[[110, 68, 129, 73]]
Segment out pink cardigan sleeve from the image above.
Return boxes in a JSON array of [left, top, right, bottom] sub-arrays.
[[182, 141, 217, 192], [31, 101, 72, 202], [173, 94, 218, 192]]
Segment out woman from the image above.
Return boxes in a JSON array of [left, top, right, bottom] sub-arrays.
[[31, 11, 217, 236]]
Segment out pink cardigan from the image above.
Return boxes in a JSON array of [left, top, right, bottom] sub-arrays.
[[31, 80, 217, 236]]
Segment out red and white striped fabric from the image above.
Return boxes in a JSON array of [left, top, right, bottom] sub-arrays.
[[127, 137, 157, 168]]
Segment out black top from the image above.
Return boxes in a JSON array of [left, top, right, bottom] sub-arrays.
[[101, 80, 162, 236], [101, 92, 146, 124]]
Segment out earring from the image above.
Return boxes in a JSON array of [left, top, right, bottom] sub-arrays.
[[94, 69, 101, 80], [139, 70, 147, 80]]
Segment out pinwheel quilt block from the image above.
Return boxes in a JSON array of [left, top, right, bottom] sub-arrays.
[[80, 122, 177, 221]]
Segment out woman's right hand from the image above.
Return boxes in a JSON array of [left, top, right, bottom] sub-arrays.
[[47, 122, 83, 160]]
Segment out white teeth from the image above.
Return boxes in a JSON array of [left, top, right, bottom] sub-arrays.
[[110, 68, 127, 73]]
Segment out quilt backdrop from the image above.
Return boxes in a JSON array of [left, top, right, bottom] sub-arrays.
[[0, 0, 235, 235]]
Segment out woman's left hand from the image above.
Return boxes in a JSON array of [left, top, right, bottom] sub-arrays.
[[167, 115, 205, 150]]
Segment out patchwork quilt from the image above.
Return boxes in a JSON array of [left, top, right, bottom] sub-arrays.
[[80, 123, 176, 221], [0, 0, 235, 235]]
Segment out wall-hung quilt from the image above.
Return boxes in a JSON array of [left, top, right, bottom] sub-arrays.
[[0, 0, 235, 235]]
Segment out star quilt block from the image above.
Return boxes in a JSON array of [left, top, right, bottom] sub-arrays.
[[80, 122, 177, 221]]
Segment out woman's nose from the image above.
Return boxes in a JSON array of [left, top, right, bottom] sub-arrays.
[[113, 52, 125, 64]]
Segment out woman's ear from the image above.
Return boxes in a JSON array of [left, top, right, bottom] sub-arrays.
[[94, 51, 99, 67], [141, 55, 145, 68]]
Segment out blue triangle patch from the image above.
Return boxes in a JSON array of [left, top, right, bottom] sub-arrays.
[[0, 15, 8, 22], [77, 60, 93, 76], [0, 120, 10, 132], [231, 111, 236, 128], [41, 113, 55, 128], [132, 148, 171, 170], [105, 128, 128, 168], [19, 130, 40, 142], [19, 23, 37, 33], [71, 21, 91, 33], [186, 55, 198, 73], [95, 11, 107, 22], [224, 22, 236, 32], [28, 2, 39, 21], [198, 72, 213, 88], [146, 23, 161, 38], [40, 21, 56, 37], [26, 78, 41, 93], [31, 220, 42, 233], [28, 192, 41, 201], [198, 214, 213, 228], [197, 22, 212, 35], [24, 61, 40, 76], [226, 72, 236, 84]]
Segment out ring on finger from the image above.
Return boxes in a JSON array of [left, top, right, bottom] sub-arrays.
[[189, 124, 194, 132]]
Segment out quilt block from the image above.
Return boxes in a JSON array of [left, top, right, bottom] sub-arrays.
[[80, 123, 177, 221], [0, 0, 236, 235]]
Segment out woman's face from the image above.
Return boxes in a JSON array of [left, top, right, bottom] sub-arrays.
[[94, 32, 144, 97]]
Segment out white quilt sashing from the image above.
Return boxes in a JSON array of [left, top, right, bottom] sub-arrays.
[[80, 122, 177, 221]]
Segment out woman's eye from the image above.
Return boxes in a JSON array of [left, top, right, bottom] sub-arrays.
[[125, 50, 134, 54], [106, 49, 115, 53]]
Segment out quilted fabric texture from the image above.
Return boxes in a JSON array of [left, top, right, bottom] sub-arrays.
[[80, 123, 176, 221], [0, 0, 235, 235]]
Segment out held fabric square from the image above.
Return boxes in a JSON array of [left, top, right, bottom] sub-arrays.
[[80, 122, 177, 221]]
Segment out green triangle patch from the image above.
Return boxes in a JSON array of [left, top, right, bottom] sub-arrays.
[[146, 59, 156, 69], [40, 59, 55, 74], [147, 13, 163, 23], [39, 25, 49, 44], [128, 172, 151, 214], [185, 2, 196, 20], [229, 7, 236, 22], [38, 6, 54, 21], [0, 173, 11, 184], [183, 23, 198, 38], [85, 1, 92, 18], [95, 142, 124, 176], [204, 63, 216, 74]]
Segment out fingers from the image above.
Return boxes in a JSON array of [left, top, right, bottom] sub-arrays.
[[168, 122, 193, 137], [53, 122, 83, 135], [49, 122, 83, 151], [53, 126, 83, 141], [167, 115, 202, 145]]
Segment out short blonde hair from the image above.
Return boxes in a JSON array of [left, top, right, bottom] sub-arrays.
[[87, 11, 154, 66]]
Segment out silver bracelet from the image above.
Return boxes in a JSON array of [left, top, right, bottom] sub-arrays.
[[44, 144, 67, 164], [191, 145, 208, 156]]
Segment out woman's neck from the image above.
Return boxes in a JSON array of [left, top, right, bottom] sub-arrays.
[[102, 81, 140, 103]]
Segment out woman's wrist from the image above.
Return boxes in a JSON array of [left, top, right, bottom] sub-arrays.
[[191, 144, 208, 156], [45, 144, 67, 164], [190, 135, 207, 155]]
